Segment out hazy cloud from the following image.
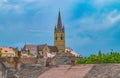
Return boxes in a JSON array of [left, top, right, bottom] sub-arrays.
[[28, 29, 52, 33], [108, 9, 120, 24], [0, 0, 120, 56], [78, 9, 120, 32]]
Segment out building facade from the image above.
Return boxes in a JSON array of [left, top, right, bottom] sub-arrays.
[[22, 44, 58, 57], [0, 47, 16, 57], [54, 10, 65, 52]]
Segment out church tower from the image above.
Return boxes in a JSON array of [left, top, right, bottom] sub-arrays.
[[54, 10, 65, 52]]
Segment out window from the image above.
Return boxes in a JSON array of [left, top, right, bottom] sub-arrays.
[[55, 34, 57, 40], [61, 34, 64, 40], [55, 37, 57, 40], [61, 37, 63, 40]]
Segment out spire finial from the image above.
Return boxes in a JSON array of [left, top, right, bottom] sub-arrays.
[[57, 9, 62, 31], [59, 8, 60, 12]]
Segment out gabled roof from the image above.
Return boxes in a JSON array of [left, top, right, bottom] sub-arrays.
[[22, 44, 58, 53], [37, 44, 47, 51], [48, 46, 58, 52], [23, 45, 37, 51]]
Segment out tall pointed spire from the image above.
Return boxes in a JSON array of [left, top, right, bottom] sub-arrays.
[[55, 9, 65, 33], [54, 25, 57, 32], [54, 9, 65, 52], [57, 9, 62, 31]]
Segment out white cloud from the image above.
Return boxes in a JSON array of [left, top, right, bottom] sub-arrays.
[[21, 0, 35, 3], [3, 5, 22, 13], [0, 0, 8, 3], [78, 9, 120, 32], [108, 9, 120, 24], [0, 0, 24, 14], [93, 0, 113, 4], [91, 0, 119, 7], [0, 0, 80, 15]]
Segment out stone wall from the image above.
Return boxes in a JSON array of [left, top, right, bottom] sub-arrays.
[[20, 57, 37, 64], [54, 52, 77, 65]]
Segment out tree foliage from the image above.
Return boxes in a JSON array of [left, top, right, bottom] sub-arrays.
[[76, 52, 120, 64], [28, 49, 30, 55], [0, 50, 2, 57]]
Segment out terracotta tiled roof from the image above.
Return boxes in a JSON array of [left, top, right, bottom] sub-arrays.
[[0, 47, 15, 54]]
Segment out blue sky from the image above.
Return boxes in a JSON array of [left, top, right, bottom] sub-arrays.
[[0, 0, 120, 56]]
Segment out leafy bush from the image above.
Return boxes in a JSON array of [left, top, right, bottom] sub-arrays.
[[0, 50, 2, 57], [76, 52, 120, 64]]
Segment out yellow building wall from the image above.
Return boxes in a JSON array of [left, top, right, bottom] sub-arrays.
[[43, 45, 50, 54], [54, 32, 65, 52]]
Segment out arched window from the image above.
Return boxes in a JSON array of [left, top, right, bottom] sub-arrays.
[[55, 34, 57, 40], [55, 37, 57, 40], [61, 34, 63, 40]]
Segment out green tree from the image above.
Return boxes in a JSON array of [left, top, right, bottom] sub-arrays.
[[0, 50, 2, 57], [28, 49, 30, 55], [76, 52, 120, 64]]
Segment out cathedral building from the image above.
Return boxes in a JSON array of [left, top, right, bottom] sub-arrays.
[[54, 10, 65, 52]]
